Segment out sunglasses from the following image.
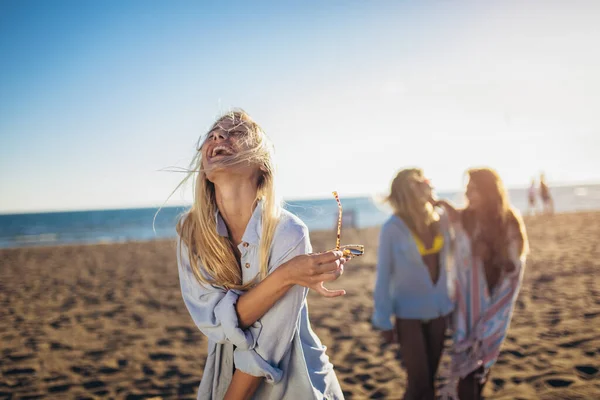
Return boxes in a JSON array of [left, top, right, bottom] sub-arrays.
[[332, 191, 365, 258]]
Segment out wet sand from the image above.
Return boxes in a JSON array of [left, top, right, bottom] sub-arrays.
[[1, 212, 599, 399]]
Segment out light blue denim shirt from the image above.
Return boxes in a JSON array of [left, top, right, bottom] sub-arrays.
[[371, 210, 455, 329], [177, 204, 343, 400]]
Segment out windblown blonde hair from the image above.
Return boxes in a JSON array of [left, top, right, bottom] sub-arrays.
[[386, 168, 438, 234], [175, 109, 281, 290]]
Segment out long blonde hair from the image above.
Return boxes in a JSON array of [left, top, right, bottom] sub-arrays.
[[175, 109, 281, 290], [386, 168, 438, 233]]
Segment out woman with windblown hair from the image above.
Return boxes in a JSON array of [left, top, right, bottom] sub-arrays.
[[176, 110, 346, 399], [372, 168, 455, 400], [436, 168, 529, 400]]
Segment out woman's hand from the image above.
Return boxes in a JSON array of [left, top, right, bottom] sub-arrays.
[[432, 198, 461, 223], [280, 250, 347, 297]]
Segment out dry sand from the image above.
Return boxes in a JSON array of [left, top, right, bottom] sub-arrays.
[[1, 212, 599, 399]]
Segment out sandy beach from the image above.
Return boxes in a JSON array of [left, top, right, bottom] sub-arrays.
[[1, 211, 599, 399]]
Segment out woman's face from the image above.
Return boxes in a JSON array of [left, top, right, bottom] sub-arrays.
[[411, 174, 433, 203], [200, 117, 260, 181], [201, 118, 244, 167], [466, 179, 483, 209]]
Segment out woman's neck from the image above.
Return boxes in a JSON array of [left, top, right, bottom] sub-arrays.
[[214, 178, 259, 245]]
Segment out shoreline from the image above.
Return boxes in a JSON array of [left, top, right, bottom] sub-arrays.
[[1, 209, 596, 251]]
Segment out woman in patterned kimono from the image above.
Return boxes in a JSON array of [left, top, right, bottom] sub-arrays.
[[175, 109, 346, 399], [436, 168, 529, 400]]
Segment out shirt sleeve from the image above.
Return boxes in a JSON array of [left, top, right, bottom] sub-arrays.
[[371, 223, 396, 330], [177, 235, 262, 350], [232, 230, 311, 384]]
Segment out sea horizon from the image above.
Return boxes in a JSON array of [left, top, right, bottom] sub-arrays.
[[2, 179, 600, 217], [2, 182, 600, 249]]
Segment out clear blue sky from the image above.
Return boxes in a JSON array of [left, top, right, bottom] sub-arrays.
[[1, 0, 599, 213]]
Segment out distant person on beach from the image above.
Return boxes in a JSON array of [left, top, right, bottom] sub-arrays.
[[372, 168, 455, 400], [435, 168, 529, 400], [540, 173, 554, 215], [175, 110, 346, 399], [527, 179, 537, 216]]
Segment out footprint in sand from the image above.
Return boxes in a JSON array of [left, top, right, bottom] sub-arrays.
[[16, 394, 45, 400], [134, 377, 152, 389], [82, 380, 106, 390], [161, 366, 191, 380], [355, 373, 371, 383], [362, 382, 376, 391], [343, 376, 357, 385], [131, 313, 145, 326], [149, 352, 176, 361], [335, 365, 353, 374], [583, 311, 599, 319], [4, 367, 36, 376], [345, 354, 369, 365], [48, 384, 71, 394], [85, 349, 108, 359], [502, 349, 525, 359], [575, 365, 598, 380], [98, 366, 120, 375], [50, 341, 73, 350], [370, 389, 389, 399], [6, 353, 34, 362], [60, 296, 77, 312], [71, 365, 94, 377], [49, 315, 70, 329], [546, 378, 574, 388], [143, 364, 155, 376], [492, 378, 506, 391], [177, 380, 201, 396], [328, 326, 342, 334]]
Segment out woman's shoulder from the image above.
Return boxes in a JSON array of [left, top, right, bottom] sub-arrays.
[[276, 209, 310, 241], [381, 215, 410, 237]]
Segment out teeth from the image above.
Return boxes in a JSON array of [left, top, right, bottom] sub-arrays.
[[212, 146, 231, 157]]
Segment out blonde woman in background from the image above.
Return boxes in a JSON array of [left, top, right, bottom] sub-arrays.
[[176, 110, 346, 399], [436, 168, 529, 400], [372, 168, 455, 400]]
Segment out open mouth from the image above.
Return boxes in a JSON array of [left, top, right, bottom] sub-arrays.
[[209, 145, 234, 160]]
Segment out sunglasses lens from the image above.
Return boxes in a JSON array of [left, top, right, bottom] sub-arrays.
[[342, 245, 364, 257]]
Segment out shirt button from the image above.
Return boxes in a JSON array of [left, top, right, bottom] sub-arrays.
[[242, 242, 249, 247], [245, 263, 250, 268]]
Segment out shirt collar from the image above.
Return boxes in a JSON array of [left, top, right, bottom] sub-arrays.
[[214, 199, 263, 246]]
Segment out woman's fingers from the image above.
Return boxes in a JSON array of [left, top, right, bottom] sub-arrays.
[[312, 250, 344, 266], [314, 265, 344, 282], [313, 258, 345, 275], [314, 282, 346, 298]]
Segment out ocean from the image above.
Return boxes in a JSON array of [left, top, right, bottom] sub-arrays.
[[1, 184, 599, 249]]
